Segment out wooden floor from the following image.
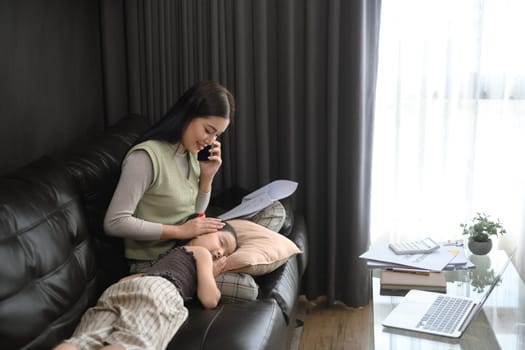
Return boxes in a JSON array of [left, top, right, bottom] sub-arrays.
[[297, 295, 372, 350]]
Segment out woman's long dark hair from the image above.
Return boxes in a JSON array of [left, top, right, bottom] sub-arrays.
[[136, 80, 235, 145]]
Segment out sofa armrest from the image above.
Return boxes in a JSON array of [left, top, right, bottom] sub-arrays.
[[255, 257, 300, 325], [282, 214, 308, 276], [209, 187, 308, 325], [254, 214, 307, 325]]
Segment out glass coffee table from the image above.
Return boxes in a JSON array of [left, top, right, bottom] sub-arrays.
[[370, 249, 525, 349]]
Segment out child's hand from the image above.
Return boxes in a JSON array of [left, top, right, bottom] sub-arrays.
[[118, 273, 143, 282], [212, 256, 227, 277]]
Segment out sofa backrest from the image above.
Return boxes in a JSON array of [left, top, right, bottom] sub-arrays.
[[0, 156, 98, 350], [65, 114, 150, 290]]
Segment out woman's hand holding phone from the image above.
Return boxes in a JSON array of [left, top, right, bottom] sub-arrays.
[[197, 145, 213, 161], [198, 141, 222, 182]]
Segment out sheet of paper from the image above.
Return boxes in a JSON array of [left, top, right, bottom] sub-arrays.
[[218, 180, 298, 221], [446, 246, 470, 266], [360, 243, 459, 272], [240, 179, 298, 202], [366, 258, 475, 271]]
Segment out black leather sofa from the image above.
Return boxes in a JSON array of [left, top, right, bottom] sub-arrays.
[[0, 115, 308, 350]]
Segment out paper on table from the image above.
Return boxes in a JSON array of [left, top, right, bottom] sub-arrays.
[[446, 246, 470, 266], [360, 243, 459, 272], [366, 258, 475, 271], [217, 180, 298, 220]]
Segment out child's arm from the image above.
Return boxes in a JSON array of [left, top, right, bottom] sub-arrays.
[[184, 246, 221, 309], [118, 273, 144, 282]]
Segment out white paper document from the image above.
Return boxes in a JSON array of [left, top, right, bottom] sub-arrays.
[[366, 255, 475, 270], [217, 180, 298, 220], [360, 243, 460, 272], [446, 246, 471, 267]]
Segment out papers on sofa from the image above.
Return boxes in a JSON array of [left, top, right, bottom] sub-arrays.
[[360, 243, 466, 272], [217, 180, 298, 220]]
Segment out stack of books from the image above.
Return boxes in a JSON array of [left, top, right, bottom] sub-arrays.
[[360, 241, 474, 271], [379, 269, 446, 296], [360, 239, 475, 295]]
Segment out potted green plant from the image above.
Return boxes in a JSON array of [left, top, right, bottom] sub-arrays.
[[460, 213, 506, 255]]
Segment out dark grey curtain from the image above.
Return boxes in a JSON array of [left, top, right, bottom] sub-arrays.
[[105, 0, 381, 307], [1, 0, 105, 175]]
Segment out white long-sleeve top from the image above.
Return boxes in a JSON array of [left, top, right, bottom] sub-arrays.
[[104, 147, 210, 240]]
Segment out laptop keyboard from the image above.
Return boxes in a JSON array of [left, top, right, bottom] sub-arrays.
[[416, 295, 474, 334]]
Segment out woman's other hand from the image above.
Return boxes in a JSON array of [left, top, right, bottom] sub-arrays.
[[161, 216, 225, 240], [183, 216, 225, 237]]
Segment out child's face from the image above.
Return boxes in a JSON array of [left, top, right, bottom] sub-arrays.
[[189, 230, 236, 261]]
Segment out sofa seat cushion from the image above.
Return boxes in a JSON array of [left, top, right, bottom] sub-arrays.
[[168, 299, 289, 350]]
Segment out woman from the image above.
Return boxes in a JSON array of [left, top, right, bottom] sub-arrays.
[[104, 80, 235, 270]]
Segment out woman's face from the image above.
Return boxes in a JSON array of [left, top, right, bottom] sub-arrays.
[[188, 230, 237, 261], [181, 116, 229, 154]]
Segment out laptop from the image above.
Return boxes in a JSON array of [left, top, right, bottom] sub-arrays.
[[382, 251, 513, 338]]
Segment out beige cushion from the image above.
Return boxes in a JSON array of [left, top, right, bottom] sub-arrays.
[[225, 219, 302, 276]]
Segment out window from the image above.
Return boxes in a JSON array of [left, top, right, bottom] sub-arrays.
[[371, 0, 525, 275]]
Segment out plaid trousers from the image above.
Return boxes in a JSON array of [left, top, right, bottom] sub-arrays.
[[65, 276, 188, 350]]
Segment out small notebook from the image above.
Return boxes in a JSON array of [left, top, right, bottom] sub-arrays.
[[380, 270, 446, 295]]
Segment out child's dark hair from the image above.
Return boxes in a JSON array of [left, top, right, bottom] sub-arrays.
[[185, 214, 239, 252], [221, 221, 239, 252]]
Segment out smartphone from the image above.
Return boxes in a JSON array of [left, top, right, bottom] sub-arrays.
[[197, 145, 213, 161]]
